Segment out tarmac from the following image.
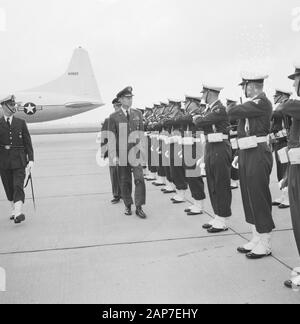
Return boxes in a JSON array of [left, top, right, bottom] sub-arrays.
[[0, 133, 299, 304]]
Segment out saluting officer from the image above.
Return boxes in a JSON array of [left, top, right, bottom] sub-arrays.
[[271, 89, 292, 209], [228, 73, 274, 259], [101, 98, 122, 204], [0, 95, 34, 224], [279, 65, 300, 289], [194, 85, 232, 233], [108, 87, 147, 219]]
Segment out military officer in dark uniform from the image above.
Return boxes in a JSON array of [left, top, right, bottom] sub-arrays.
[[0, 95, 34, 224], [194, 85, 232, 233], [101, 98, 122, 204], [279, 65, 300, 289], [108, 87, 147, 219], [228, 73, 274, 259], [270, 89, 292, 209]]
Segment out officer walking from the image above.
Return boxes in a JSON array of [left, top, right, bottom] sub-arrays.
[[0, 95, 34, 224], [108, 87, 147, 219], [278, 65, 300, 289], [101, 98, 122, 204], [194, 85, 232, 233], [228, 73, 274, 259]]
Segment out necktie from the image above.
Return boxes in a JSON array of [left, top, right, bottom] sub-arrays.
[[126, 111, 130, 122], [6, 118, 11, 128]]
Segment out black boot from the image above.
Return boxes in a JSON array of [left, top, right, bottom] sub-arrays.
[[125, 205, 132, 216], [136, 207, 147, 219]]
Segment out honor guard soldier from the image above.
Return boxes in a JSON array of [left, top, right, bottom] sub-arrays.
[[101, 98, 122, 204], [279, 65, 300, 290], [228, 73, 274, 259], [179, 95, 206, 216], [159, 102, 177, 195], [144, 104, 161, 182], [194, 85, 232, 233], [108, 87, 147, 219], [143, 107, 154, 180], [226, 98, 240, 190], [144, 105, 157, 182], [152, 102, 169, 188], [270, 89, 292, 209], [0, 95, 34, 224], [164, 99, 189, 204]]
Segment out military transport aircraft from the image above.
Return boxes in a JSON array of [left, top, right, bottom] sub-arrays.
[[0, 47, 104, 123]]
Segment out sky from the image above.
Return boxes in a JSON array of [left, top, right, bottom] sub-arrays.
[[0, 0, 300, 124]]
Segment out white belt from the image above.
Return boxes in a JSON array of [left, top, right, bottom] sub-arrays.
[[194, 138, 202, 143], [205, 134, 229, 143], [237, 136, 268, 150], [182, 137, 194, 145], [256, 136, 268, 143], [288, 148, 300, 165]]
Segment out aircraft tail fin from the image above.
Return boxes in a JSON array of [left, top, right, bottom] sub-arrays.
[[24, 47, 103, 102]]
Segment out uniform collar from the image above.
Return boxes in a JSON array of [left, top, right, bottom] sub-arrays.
[[4, 115, 13, 123], [121, 107, 131, 116], [251, 92, 265, 101]]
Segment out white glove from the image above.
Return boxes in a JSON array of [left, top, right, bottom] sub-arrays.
[[112, 157, 119, 166], [96, 132, 102, 144], [192, 115, 201, 123], [232, 156, 239, 169], [197, 157, 204, 167], [27, 161, 34, 173]]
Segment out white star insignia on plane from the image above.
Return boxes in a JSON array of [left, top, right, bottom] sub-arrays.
[[25, 104, 36, 115]]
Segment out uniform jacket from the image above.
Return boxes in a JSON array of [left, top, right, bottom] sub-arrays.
[[0, 116, 34, 170], [227, 92, 273, 138], [108, 108, 144, 161], [194, 100, 230, 135], [271, 106, 292, 136], [279, 99, 300, 149]]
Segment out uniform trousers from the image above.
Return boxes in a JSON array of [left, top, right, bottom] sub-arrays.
[[231, 149, 239, 181], [148, 136, 158, 174], [239, 143, 274, 233], [0, 168, 26, 203], [205, 141, 232, 218], [184, 143, 206, 201], [289, 165, 300, 255], [109, 166, 121, 199], [170, 143, 188, 191], [118, 165, 146, 207], [274, 139, 289, 182]]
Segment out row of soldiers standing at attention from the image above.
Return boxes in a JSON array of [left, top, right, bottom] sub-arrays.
[[102, 67, 300, 288], [101, 66, 300, 289]]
